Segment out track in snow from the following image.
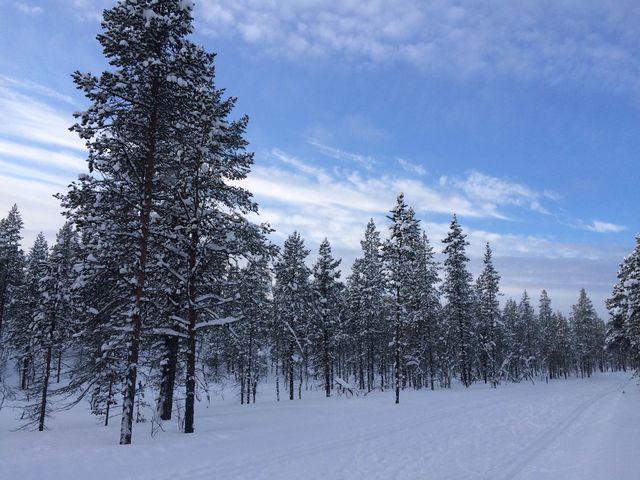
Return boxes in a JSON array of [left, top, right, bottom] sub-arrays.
[[1, 373, 636, 480]]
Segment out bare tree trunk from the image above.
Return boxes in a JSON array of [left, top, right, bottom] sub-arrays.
[[158, 333, 179, 420], [119, 76, 159, 446], [105, 378, 113, 427], [323, 330, 331, 397], [288, 340, 294, 401], [21, 353, 30, 390], [275, 349, 280, 402], [395, 286, 401, 404], [184, 228, 199, 434], [56, 350, 62, 383], [38, 317, 55, 432]]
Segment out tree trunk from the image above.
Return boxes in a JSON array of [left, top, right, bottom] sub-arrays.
[[0, 282, 6, 336], [38, 317, 56, 432], [119, 75, 159, 446], [184, 229, 199, 434], [158, 333, 179, 420], [21, 353, 30, 390], [105, 378, 113, 427], [394, 286, 401, 404], [323, 330, 331, 397], [56, 350, 62, 383], [289, 340, 294, 401]]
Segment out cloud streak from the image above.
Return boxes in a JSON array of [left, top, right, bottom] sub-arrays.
[[585, 220, 627, 233], [0, 76, 86, 248], [198, 0, 640, 94]]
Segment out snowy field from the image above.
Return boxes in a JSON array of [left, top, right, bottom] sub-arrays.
[[0, 372, 637, 480]]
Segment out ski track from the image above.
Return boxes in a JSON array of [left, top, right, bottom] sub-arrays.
[[150, 386, 556, 480], [488, 378, 628, 480], [1, 374, 635, 480]]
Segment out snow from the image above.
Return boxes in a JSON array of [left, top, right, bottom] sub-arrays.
[[0, 372, 637, 480]]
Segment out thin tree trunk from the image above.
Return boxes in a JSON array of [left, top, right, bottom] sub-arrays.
[[56, 350, 62, 383], [119, 75, 159, 446], [324, 330, 331, 397], [184, 228, 199, 434], [159, 333, 179, 420], [395, 286, 401, 404], [289, 340, 294, 401], [38, 318, 55, 432], [105, 378, 113, 427], [21, 353, 30, 390]]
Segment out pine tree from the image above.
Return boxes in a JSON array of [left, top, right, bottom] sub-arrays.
[[606, 236, 640, 371], [0, 205, 24, 337], [236, 255, 273, 404], [516, 291, 538, 380], [151, 39, 268, 433], [62, 0, 204, 444], [26, 223, 80, 431], [311, 239, 342, 397], [384, 195, 421, 403], [475, 243, 502, 387], [346, 219, 387, 392], [538, 290, 554, 377], [442, 215, 474, 387], [274, 232, 313, 401], [570, 289, 603, 378], [9, 234, 49, 392], [502, 298, 519, 380]]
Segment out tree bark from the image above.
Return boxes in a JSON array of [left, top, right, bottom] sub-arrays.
[[119, 75, 159, 446], [184, 227, 199, 434], [38, 316, 55, 432], [158, 333, 179, 420]]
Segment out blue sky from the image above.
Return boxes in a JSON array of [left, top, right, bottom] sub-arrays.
[[1, 0, 639, 315]]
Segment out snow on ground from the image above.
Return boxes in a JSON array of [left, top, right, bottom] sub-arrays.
[[0, 372, 637, 480]]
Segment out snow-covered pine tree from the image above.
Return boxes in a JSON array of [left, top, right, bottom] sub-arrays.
[[606, 236, 640, 371], [553, 311, 573, 378], [274, 232, 313, 401], [475, 243, 502, 387], [502, 298, 519, 380], [383, 195, 421, 403], [538, 290, 554, 377], [0, 205, 24, 338], [146, 35, 270, 433], [442, 215, 475, 388], [570, 289, 604, 378], [311, 239, 342, 397], [24, 222, 80, 431], [61, 0, 258, 443], [236, 255, 273, 404], [8, 233, 49, 392], [346, 219, 387, 391], [59, 227, 129, 428], [405, 232, 441, 390], [517, 291, 538, 379]]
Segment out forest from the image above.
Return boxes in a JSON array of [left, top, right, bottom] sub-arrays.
[[0, 0, 638, 451]]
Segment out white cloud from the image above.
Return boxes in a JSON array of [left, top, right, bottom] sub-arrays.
[[0, 77, 623, 315], [397, 158, 426, 176], [255, 147, 559, 222], [0, 77, 85, 152], [15, 2, 43, 15], [197, 0, 640, 93], [0, 174, 65, 249], [241, 151, 620, 315], [444, 170, 551, 216], [0, 77, 86, 249], [241, 148, 572, 260], [585, 220, 627, 233], [0, 139, 84, 171], [308, 139, 377, 169]]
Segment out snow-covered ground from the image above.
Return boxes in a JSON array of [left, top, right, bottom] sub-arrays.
[[0, 372, 637, 480]]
